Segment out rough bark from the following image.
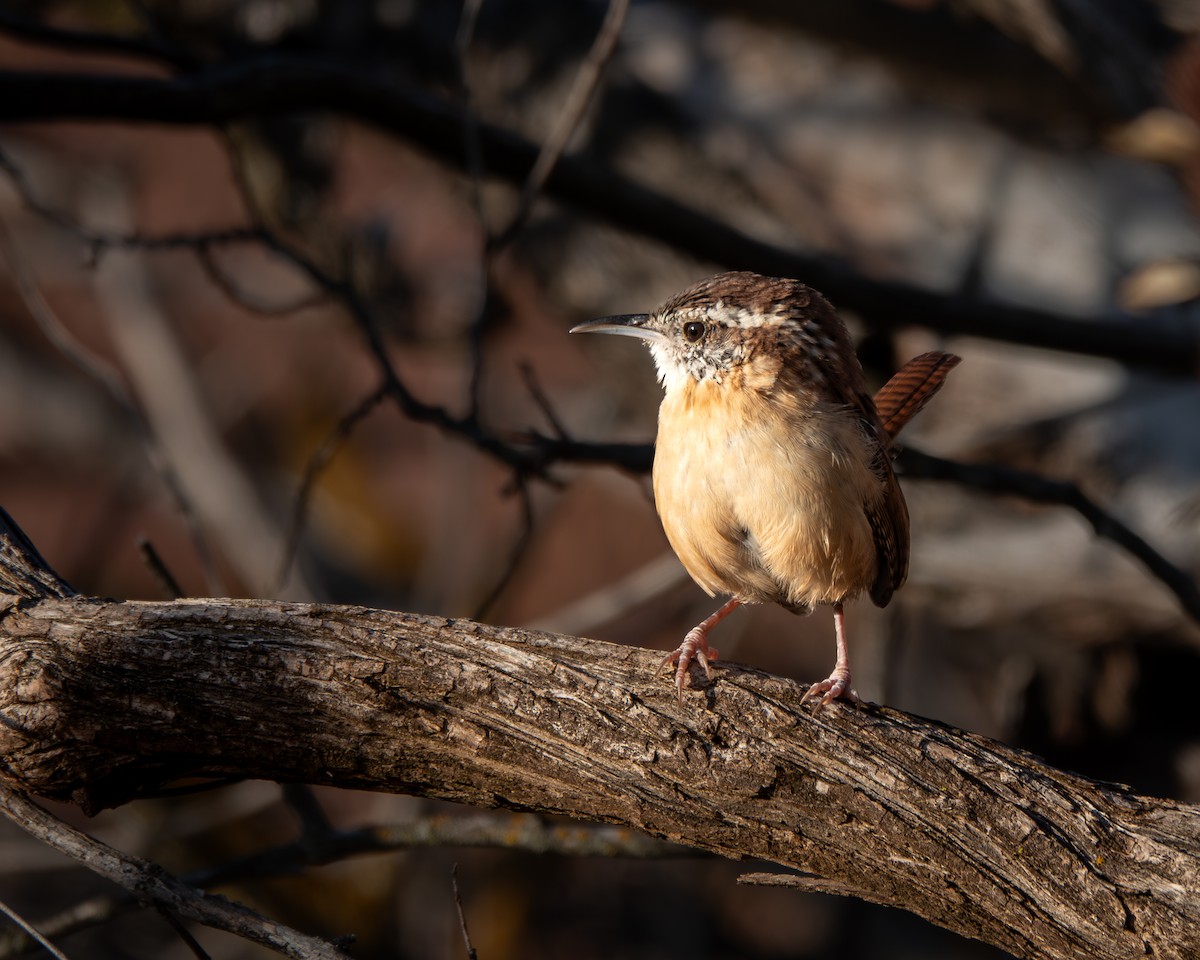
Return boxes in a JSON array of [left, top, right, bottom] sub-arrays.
[[1, 515, 1198, 960]]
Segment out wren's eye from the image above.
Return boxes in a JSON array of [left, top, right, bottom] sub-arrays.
[[683, 320, 706, 343]]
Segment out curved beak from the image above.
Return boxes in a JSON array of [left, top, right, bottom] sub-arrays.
[[569, 313, 660, 341]]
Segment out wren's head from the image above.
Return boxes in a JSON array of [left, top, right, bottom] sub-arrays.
[[570, 271, 855, 395]]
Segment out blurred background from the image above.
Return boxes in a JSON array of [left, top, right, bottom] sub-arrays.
[[1, 0, 1200, 957]]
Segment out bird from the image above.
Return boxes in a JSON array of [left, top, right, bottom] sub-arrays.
[[571, 271, 960, 705]]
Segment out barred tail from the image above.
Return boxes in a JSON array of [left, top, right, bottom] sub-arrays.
[[874, 351, 961, 440]]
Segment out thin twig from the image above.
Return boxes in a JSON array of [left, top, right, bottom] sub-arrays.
[[200, 96, 327, 325], [519, 363, 570, 441], [0, 212, 127, 403], [898, 449, 1200, 628], [454, 0, 490, 240], [195, 245, 327, 316], [281, 785, 333, 843], [472, 477, 536, 621], [0, 204, 226, 596], [452, 0, 497, 422], [278, 382, 389, 593], [0, 151, 258, 256], [0, 142, 559, 480], [153, 906, 211, 960], [0, 9, 178, 66], [491, 0, 630, 250], [137, 538, 185, 600], [0, 898, 71, 960], [451, 866, 478, 960], [0, 815, 689, 958], [457, 0, 629, 520], [0, 785, 348, 960], [472, 0, 629, 420]]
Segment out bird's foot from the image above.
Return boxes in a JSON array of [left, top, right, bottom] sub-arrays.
[[801, 668, 861, 708], [658, 599, 740, 701], [657, 626, 719, 701]]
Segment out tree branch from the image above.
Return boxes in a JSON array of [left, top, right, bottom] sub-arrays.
[[0, 812, 685, 958], [0, 514, 1197, 960], [900, 449, 1200, 624], [0, 786, 349, 960], [0, 895, 70, 960], [0, 60, 1196, 374], [0, 10, 178, 66], [490, 0, 630, 249]]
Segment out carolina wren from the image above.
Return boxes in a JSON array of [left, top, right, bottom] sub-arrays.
[[572, 271, 959, 705]]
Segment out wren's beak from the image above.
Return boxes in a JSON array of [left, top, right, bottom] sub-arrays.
[[569, 313, 661, 342]]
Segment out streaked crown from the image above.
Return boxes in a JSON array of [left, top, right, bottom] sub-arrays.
[[571, 271, 855, 393]]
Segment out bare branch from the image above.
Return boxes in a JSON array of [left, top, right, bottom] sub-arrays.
[[198, 811, 688, 890], [0, 10, 178, 67], [518, 362, 570, 442], [0, 897, 71, 960], [152, 907, 212, 960], [454, 0, 490, 239], [195, 245, 327, 316], [0, 898, 110, 960], [85, 177, 312, 600], [451, 866, 478, 960], [472, 477, 537, 620], [456, 0, 631, 467], [279, 383, 389, 592], [0, 787, 349, 960], [491, 0, 631, 249], [136, 538, 185, 600], [451, 0, 503, 425], [0, 60, 1194, 373], [0, 194, 228, 595], [898, 449, 1200, 627], [0, 148, 257, 255], [0, 813, 686, 958]]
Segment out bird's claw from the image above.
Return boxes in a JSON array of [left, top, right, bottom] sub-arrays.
[[657, 626, 719, 700], [800, 669, 861, 708]]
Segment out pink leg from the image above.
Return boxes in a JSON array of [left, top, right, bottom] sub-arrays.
[[801, 602, 862, 707], [658, 598, 740, 700]]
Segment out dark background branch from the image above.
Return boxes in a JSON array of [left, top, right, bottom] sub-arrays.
[[0, 787, 349, 960], [1, 61, 1197, 375]]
